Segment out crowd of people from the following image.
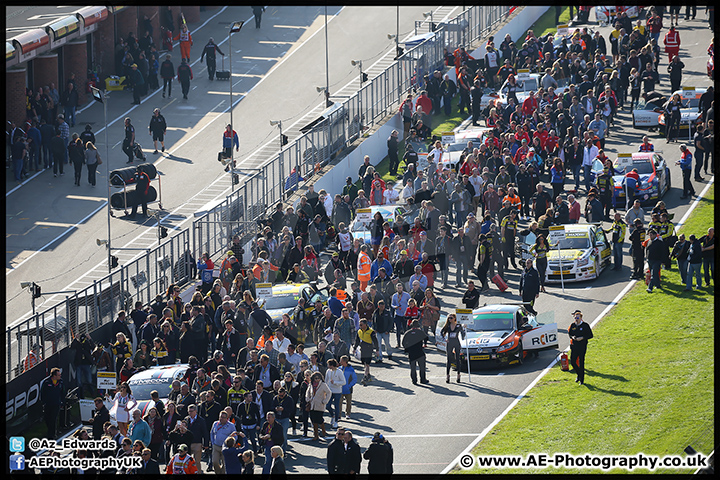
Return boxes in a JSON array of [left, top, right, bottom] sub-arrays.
[[28, 6, 715, 475]]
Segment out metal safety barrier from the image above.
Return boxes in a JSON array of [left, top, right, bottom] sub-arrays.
[[7, 5, 513, 384]]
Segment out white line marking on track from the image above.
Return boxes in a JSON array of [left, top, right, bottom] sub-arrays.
[[441, 176, 715, 474]]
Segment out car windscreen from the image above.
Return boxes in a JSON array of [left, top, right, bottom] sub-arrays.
[[262, 293, 300, 310], [549, 233, 591, 250], [128, 377, 176, 400], [614, 161, 654, 175], [681, 97, 700, 109], [519, 78, 538, 92], [446, 142, 470, 152], [469, 312, 514, 332]]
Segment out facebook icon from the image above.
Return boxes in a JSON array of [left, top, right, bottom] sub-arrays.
[[9, 454, 25, 471]]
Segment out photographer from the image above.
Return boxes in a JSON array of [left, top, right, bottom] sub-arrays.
[[168, 419, 194, 458]]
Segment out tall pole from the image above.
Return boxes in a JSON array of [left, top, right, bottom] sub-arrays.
[[396, 6, 400, 57], [324, 6, 330, 107], [229, 27, 235, 194], [104, 92, 111, 272]]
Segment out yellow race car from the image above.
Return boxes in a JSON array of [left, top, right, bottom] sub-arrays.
[[519, 224, 612, 283]]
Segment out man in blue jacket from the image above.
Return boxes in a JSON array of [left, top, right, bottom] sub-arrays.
[[676, 144, 695, 199], [370, 252, 393, 282]]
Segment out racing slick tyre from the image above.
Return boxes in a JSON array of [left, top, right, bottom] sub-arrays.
[[110, 163, 158, 186], [110, 186, 158, 209], [517, 341, 524, 365], [593, 257, 601, 278]]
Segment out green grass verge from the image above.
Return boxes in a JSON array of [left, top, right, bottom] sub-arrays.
[[518, 7, 575, 43], [360, 109, 468, 188], [458, 184, 715, 474]]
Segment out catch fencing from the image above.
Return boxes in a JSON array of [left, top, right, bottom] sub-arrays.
[[7, 229, 192, 382], [194, 5, 512, 262], [7, 5, 513, 383]]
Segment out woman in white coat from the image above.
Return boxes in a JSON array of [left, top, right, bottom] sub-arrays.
[[305, 371, 332, 440]]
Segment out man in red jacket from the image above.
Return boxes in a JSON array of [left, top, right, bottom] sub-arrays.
[[522, 91, 538, 117], [663, 25, 680, 63]]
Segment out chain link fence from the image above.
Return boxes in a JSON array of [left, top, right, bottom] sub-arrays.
[[6, 229, 192, 382]]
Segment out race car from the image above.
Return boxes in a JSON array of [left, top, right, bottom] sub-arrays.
[[485, 71, 570, 110], [595, 6, 643, 25], [110, 364, 191, 424], [257, 282, 332, 326], [482, 71, 541, 109], [611, 152, 671, 206], [631, 95, 667, 130], [350, 204, 412, 244], [434, 304, 559, 369], [438, 127, 493, 171], [518, 224, 612, 283], [657, 87, 708, 138]]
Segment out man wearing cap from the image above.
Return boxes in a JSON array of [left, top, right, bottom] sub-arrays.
[[645, 229, 665, 293], [676, 144, 695, 199], [122, 117, 136, 164], [387, 129, 400, 176], [127, 165, 151, 219], [393, 249, 415, 286], [23, 343, 42, 373], [200, 37, 225, 81], [500, 209, 519, 270], [628, 218, 646, 280], [166, 443, 199, 474], [129, 63, 145, 105], [176, 58, 194, 100], [568, 310, 593, 385], [342, 177, 359, 203], [364, 431, 394, 474]]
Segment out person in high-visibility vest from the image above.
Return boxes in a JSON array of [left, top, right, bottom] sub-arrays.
[[23, 344, 42, 372], [663, 25, 680, 63], [357, 244, 372, 292], [165, 443, 199, 474], [174, 24, 193, 63]]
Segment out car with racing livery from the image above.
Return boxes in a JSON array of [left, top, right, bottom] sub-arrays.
[[109, 364, 191, 425], [438, 127, 493, 171], [257, 283, 332, 327], [611, 152, 671, 206], [435, 304, 559, 369], [518, 224, 612, 283], [350, 204, 413, 244], [595, 6, 643, 25], [631, 95, 667, 130], [657, 87, 707, 138]]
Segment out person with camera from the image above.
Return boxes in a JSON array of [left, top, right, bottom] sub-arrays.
[[363, 431, 394, 474]]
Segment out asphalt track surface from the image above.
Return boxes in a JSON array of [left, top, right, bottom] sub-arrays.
[[6, 6, 714, 475]]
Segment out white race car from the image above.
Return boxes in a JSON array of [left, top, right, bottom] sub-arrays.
[[439, 127, 493, 171], [518, 224, 612, 283], [481, 72, 541, 109], [595, 6, 643, 25], [658, 87, 708, 138], [435, 304, 559, 368], [631, 95, 667, 130]]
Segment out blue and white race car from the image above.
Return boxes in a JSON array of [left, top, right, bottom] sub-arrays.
[[611, 152, 671, 206]]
